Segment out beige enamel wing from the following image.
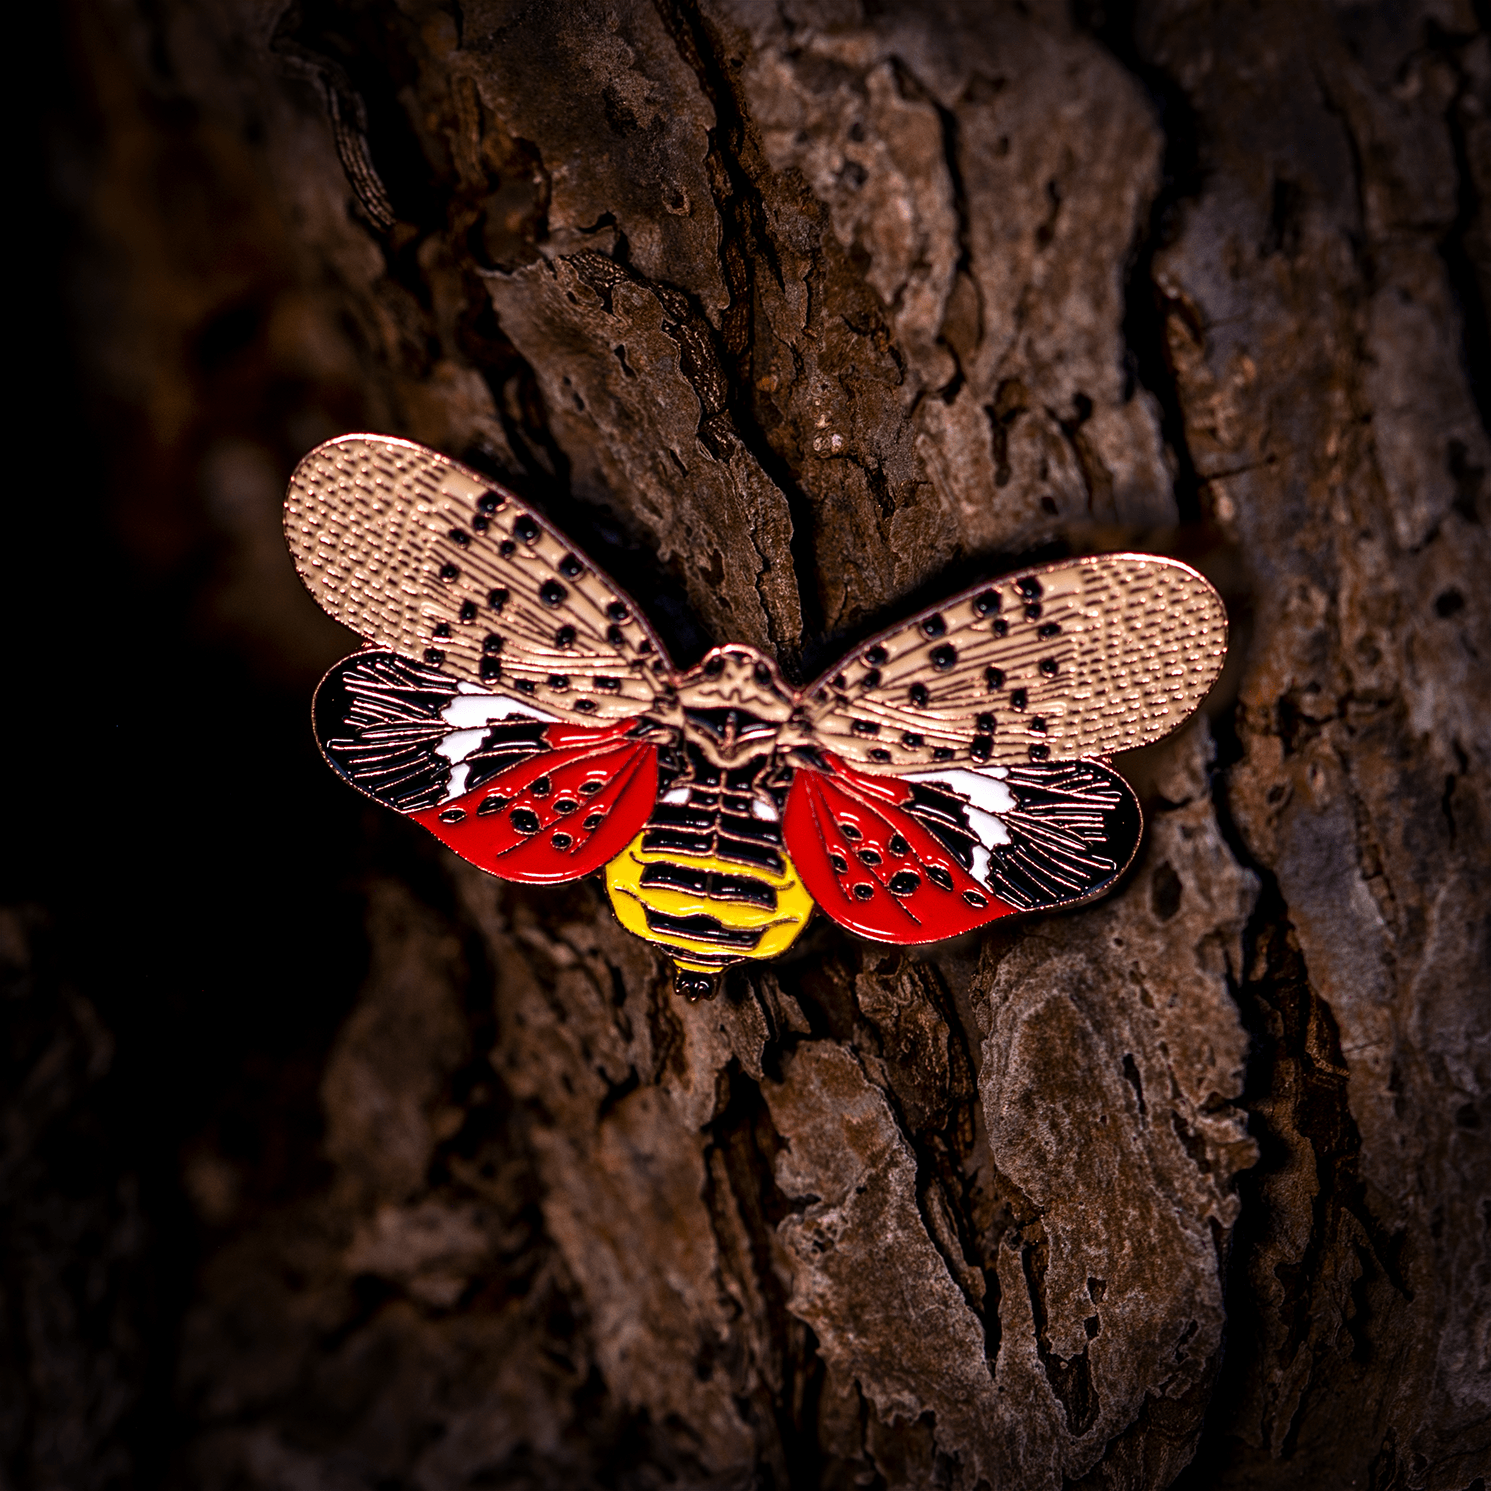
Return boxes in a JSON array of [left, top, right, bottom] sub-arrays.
[[801, 554, 1228, 770], [284, 435, 672, 721]]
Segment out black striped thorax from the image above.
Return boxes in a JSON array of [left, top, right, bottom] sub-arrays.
[[645, 744, 793, 873]]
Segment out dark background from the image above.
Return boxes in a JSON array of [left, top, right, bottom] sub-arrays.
[[9, 3, 377, 1480]]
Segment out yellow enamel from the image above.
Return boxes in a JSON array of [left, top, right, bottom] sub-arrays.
[[604, 834, 815, 970]]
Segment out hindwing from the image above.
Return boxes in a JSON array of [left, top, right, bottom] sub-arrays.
[[314, 650, 657, 882], [783, 759, 1016, 943], [782, 753, 1141, 944]]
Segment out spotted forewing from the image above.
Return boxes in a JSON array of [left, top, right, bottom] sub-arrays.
[[284, 435, 673, 721], [802, 554, 1228, 772]]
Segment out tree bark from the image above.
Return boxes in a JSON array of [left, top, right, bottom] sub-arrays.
[[7, 1, 1488, 1487]]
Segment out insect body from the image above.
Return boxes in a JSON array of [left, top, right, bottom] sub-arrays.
[[604, 745, 812, 994], [287, 435, 1227, 996]]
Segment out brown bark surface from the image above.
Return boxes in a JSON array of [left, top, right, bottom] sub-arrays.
[[6, 1, 1489, 1487]]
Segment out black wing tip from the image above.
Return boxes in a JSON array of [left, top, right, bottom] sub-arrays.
[[985, 758, 1144, 914], [312, 649, 464, 813]]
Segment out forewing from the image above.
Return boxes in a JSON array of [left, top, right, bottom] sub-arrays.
[[314, 650, 657, 883], [802, 554, 1226, 769], [286, 434, 670, 721]]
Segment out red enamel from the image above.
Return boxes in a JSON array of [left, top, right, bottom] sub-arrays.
[[783, 753, 1016, 943], [410, 720, 658, 883]]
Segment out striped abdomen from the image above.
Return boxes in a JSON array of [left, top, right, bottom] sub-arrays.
[[604, 760, 812, 973]]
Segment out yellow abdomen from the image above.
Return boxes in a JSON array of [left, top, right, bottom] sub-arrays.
[[604, 832, 814, 974]]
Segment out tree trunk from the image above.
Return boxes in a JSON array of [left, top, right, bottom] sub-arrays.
[[8, 1, 1488, 1487]]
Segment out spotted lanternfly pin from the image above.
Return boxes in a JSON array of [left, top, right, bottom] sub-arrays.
[[285, 435, 1227, 998]]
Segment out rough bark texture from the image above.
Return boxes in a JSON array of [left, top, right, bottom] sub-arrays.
[[7, 0, 1489, 1487]]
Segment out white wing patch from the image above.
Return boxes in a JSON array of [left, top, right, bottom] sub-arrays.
[[442, 690, 560, 729], [901, 766, 1016, 888], [435, 729, 490, 795], [900, 767, 1016, 824], [436, 691, 561, 802]]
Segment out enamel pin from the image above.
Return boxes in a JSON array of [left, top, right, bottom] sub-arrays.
[[285, 435, 1227, 997]]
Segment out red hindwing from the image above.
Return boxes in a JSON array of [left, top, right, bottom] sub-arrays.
[[783, 754, 1016, 943], [410, 720, 657, 883]]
